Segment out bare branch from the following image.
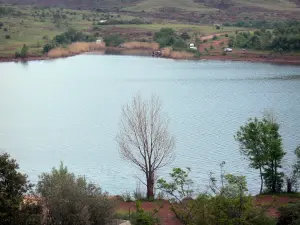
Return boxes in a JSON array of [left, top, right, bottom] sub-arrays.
[[117, 93, 175, 198]]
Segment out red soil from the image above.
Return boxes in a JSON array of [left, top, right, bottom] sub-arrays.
[[117, 196, 300, 224], [117, 200, 181, 225]]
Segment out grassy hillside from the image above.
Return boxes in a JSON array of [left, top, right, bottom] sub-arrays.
[[124, 0, 215, 12]]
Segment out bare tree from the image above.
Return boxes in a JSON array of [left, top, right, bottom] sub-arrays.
[[117, 94, 175, 200]]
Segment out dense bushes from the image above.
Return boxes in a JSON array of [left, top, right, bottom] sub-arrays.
[[15, 44, 29, 58], [154, 28, 187, 50], [277, 203, 300, 225], [104, 34, 125, 47], [37, 162, 115, 225], [43, 28, 96, 53], [229, 22, 300, 52], [158, 168, 277, 225]]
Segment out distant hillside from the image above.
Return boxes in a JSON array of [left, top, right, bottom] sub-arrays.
[[1, 0, 300, 22]]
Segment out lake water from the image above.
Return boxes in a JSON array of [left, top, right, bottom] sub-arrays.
[[1, 55, 300, 195]]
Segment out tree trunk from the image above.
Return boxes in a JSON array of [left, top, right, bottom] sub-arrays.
[[259, 167, 263, 194], [272, 161, 276, 193], [287, 179, 292, 193], [146, 171, 155, 200], [146, 177, 154, 200]]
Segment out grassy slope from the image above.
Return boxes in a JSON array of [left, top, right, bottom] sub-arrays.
[[124, 0, 300, 12], [110, 24, 245, 34], [124, 0, 215, 12], [233, 0, 298, 11], [0, 6, 136, 57]]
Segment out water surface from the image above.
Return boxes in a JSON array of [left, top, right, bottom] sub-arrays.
[[1, 55, 300, 194]]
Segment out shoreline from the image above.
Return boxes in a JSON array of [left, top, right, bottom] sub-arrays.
[[1, 48, 300, 65]]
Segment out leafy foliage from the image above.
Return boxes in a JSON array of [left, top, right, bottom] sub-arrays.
[[129, 201, 159, 225], [229, 22, 300, 52], [37, 162, 115, 225], [0, 153, 32, 224], [154, 28, 187, 50], [277, 203, 300, 225], [158, 167, 276, 225], [42, 28, 96, 53], [235, 116, 286, 193], [104, 34, 125, 47]]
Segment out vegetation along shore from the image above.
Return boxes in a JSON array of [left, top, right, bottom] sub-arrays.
[[1, 5, 300, 64]]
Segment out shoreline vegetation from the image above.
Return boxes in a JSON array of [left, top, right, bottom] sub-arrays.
[[1, 41, 300, 65]]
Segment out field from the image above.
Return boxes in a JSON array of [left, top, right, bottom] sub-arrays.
[[0, 5, 251, 58], [124, 0, 215, 12], [109, 24, 246, 33], [0, 5, 142, 57]]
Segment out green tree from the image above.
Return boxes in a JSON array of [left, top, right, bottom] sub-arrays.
[[262, 116, 285, 193], [235, 118, 268, 194], [180, 32, 191, 40], [286, 145, 300, 192], [158, 167, 276, 225], [0, 152, 32, 225], [235, 116, 286, 193], [20, 44, 29, 58], [37, 162, 115, 225], [277, 203, 300, 225], [157, 167, 197, 225]]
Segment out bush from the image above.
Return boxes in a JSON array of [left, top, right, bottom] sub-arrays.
[[0, 22, 3, 28], [3, 27, 8, 31], [180, 32, 191, 40], [277, 203, 300, 225], [15, 44, 30, 58], [43, 42, 56, 53], [104, 34, 125, 47], [225, 33, 228, 37], [130, 201, 159, 225], [5, 34, 11, 39], [212, 35, 218, 40], [37, 162, 115, 225], [121, 191, 133, 202]]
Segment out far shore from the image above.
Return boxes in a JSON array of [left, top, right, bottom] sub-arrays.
[[1, 47, 300, 65]]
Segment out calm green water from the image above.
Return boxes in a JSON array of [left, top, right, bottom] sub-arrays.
[[1, 55, 300, 194]]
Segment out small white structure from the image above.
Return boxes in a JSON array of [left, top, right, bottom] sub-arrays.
[[96, 38, 103, 44], [189, 43, 197, 50], [224, 47, 232, 52], [99, 20, 107, 24]]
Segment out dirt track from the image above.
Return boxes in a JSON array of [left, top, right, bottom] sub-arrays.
[[117, 196, 300, 225]]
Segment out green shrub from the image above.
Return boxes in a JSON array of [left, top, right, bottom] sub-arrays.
[[5, 34, 10, 39], [212, 35, 218, 40], [104, 34, 125, 47], [43, 42, 56, 53], [180, 32, 191, 40], [130, 201, 159, 225], [121, 191, 133, 202], [194, 50, 201, 58], [277, 203, 300, 225]]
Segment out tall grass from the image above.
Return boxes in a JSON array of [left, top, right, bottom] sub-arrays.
[[122, 42, 159, 50], [47, 42, 105, 58], [161, 47, 194, 59]]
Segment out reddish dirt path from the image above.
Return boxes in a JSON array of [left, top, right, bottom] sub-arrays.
[[117, 200, 181, 225], [255, 195, 300, 217], [117, 196, 300, 224]]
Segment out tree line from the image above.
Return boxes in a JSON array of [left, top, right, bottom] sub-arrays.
[[228, 22, 300, 52], [42, 28, 97, 53]]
